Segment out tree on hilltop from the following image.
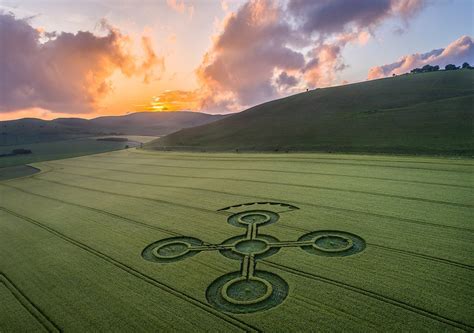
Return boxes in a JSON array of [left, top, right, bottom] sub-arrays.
[[445, 64, 459, 70]]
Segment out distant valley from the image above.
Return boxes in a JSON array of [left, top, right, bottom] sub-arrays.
[[0, 111, 226, 145]]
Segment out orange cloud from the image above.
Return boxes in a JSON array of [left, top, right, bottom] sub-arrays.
[[166, 0, 194, 18], [0, 13, 163, 116], [140, 35, 165, 84]]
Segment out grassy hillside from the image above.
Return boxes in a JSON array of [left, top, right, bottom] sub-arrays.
[[0, 149, 472, 331], [0, 111, 226, 145], [147, 70, 474, 155]]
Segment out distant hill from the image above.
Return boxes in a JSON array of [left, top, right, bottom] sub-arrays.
[[0, 111, 226, 145], [89, 112, 226, 135], [146, 70, 474, 155]]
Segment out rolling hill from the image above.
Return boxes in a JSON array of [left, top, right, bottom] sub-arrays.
[[0, 111, 226, 145], [146, 70, 474, 155]]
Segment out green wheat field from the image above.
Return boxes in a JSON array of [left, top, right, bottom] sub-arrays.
[[1, 149, 473, 332]]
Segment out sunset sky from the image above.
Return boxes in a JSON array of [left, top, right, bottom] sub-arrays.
[[0, 0, 472, 120]]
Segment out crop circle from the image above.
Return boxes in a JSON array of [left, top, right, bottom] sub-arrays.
[[219, 234, 280, 260], [222, 276, 273, 305], [298, 230, 365, 257], [142, 237, 203, 263], [313, 235, 353, 252], [206, 270, 288, 313], [228, 210, 279, 228], [235, 239, 268, 254]]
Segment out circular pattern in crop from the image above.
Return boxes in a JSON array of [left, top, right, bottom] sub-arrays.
[[235, 239, 267, 254], [142, 202, 367, 314], [206, 270, 288, 313], [219, 234, 280, 260], [142, 237, 203, 263], [298, 231, 365, 256], [227, 210, 279, 228]]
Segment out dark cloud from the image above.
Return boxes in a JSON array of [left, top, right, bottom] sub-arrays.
[[276, 71, 298, 88], [287, 0, 392, 35], [288, 0, 425, 35], [0, 12, 163, 114]]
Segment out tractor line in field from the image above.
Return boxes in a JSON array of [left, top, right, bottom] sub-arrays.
[[261, 260, 474, 331], [36, 168, 474, 234], [291, 293, 382, 330], [274, 223, 474, 270], [0, 182, 183, 237], [128, 151, 474, 167], [1, 182, 231, 277], [50, 160, 473, 189], [30, 176, 222, 216], [45, 163, 472, 208], [0, 273, 61, 332], [91, 154, 473, 173]]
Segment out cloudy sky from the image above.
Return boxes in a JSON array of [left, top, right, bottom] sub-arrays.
[[0, 0, 472, 120]]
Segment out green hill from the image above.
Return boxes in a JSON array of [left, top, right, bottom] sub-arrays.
[[0, 112, 226, 145], [146, 70, 474, 155]]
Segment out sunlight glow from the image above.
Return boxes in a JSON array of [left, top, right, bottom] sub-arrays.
[[135, 90, 201, 112]]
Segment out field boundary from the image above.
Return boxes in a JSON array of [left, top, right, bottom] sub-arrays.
[[0, 207, 260, 333], [0, 273, 61, 332], [261, 261, 474, 331], [0, 165, 40, 182], [0, 164, 54, 183]]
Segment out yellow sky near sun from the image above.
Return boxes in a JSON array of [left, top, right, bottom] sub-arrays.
[[98, 70, 201, 115]]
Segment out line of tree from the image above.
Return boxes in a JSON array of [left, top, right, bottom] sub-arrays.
[[410, 62, 473, 74], [0, 148, 32, 158]]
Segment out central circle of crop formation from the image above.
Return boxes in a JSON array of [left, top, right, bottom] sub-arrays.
[[235, 239, 268, 254]]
